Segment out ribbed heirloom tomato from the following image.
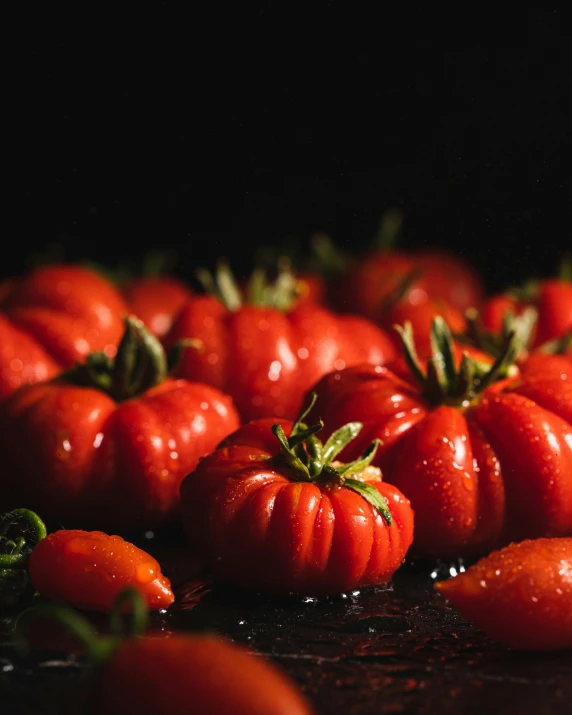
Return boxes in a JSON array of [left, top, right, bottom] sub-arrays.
[[0, 264, 128, 399], [0, 317, 239, 530], [304, 317, 572, 558], [436, 537, 572, 651], [164, 264, 396, 421], [180, 395, 414, 595]]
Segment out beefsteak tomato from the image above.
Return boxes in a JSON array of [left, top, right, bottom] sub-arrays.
[[305, 317, 572, 558], [0, 264, 128, 399], [436, 537, 572, 651], [164, 263, 396, 421], [0, 317, 240, 530], [180, 395, 414, 595]]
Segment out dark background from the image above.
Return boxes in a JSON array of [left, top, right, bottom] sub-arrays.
[[9, 6, 570, 292]]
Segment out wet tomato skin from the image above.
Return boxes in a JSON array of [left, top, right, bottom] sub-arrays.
[[0, 379, 240, 530], [165, 296, 396, 422], [180, 419, 414, 596], [96, 635, 314, 715], [436, 537, 572, 651], [28, 530, 174, 613], [305, 352, 572, 558], [0, 265, 128, 399]]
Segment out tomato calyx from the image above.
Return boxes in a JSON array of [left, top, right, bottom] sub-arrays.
[[458, 307, 538, 360], [395, 316, 520, 407], [195, 259, 301, 312], [16, 587, 150, 666], [0, 509, 47, 608], [65, 316, 170, 400], [270, 393, 392, 525]]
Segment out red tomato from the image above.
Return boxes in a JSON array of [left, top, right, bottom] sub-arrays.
[[483, 279, 572, 348], [305, 318, 572, 558], [0, 317, 240, 530], [436, 537, 572, 651], [121, 275, 193, 339], [180, 405, 414, 596], [96, 635, 314, 715], [380, 297, 466, 354], [28, 530, 174, 613], [0, 265, 128, 399], [165, 290, 395, 422], [293, 271, 326, 306], [334, 249, 484, 319]]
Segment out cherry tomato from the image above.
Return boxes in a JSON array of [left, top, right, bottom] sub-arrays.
[[29, 530, 174, 613], [0, 317, 240, 530], [305, 318, 572, 558], [0, 265, 128, 399], [180, 397, 414, 595], [436, 537, 572, 651]]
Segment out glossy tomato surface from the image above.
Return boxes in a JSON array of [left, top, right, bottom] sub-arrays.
[[0, 378, 240, 530], [180, 418, 414, 595], [305, 354, 572, 558], [28, 530, 174, 613], [436, 537, 572, 651], [165, 296, 396, 421], [96, 635, 314, 715], [122, 275, 192, 339], [0, 265, 128, 399]]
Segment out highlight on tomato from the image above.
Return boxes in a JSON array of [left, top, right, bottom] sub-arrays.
[[0, 317, 240, 531], [0, 264, 128, 399], [180, 394, 414, 596], [0, 509, 174, 613], [304, 316, 572, 559], [18, 589, 315, 715], [436, 537, 572, 651], [164, 261, 396, 422]]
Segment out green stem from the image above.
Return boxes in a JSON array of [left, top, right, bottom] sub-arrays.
[[372, 207, 404, 252], [269, 394, 393, 524], [16, 588, 150, 666], [395, 316, 521, 407], [65, 316, 168, 401]]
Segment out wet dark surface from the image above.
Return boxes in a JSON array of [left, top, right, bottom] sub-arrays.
[[1, 545, 571, 715]]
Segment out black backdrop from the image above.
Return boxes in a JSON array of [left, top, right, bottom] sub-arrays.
[[9, 6, 570, 292]]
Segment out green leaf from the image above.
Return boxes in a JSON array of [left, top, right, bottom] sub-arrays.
[[343, 478, 393, 526], [291, 392, 319, 437], [394, 322, 426, 387], [322, 422, 363, 465], [271, 424, 311, 480], [335, 439, 381, 477]]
